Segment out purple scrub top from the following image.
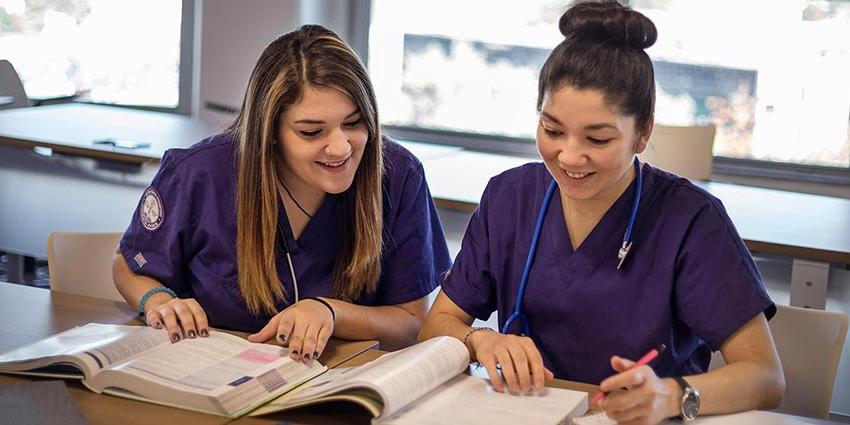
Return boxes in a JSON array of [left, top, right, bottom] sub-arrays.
[[120, 134, 451, 332], [442, 162, 774, 384]]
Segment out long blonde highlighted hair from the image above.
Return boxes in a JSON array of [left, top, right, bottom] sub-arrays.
[[226, 25, 384, 316]]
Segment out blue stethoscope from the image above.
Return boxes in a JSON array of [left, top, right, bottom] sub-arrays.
[[501, 156, 643, 336]]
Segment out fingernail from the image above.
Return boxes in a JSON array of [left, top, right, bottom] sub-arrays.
[[152, 322, 162, 329], [188, 330, 197, 338], [313, 352, 319, 360], [278, 334, 287, 343], [303, 353, 312, 361], [291, 349, 299, 356], [171, 333, 181, 343], [200, 329, 209, 337]]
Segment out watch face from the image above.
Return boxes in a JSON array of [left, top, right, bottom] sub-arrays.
[[683, 390, 700, 419]]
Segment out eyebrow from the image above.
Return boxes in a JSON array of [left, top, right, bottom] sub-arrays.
[[540, 111, 618, 131], [293, 110, 360, 125]]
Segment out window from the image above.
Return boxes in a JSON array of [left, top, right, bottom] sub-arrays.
[[0, 0, 190, 112], [368, 0, 850, 170]]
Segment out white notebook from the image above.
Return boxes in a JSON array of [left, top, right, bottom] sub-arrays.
[[572, 410, 813, 425], [571, 412, 616, 425], [380, 374, 588, 425]]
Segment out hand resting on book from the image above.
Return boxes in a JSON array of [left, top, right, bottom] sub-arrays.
[[144, 294, 210, 343], [467, 329, 554, 394], [247, 298, 335, 365]]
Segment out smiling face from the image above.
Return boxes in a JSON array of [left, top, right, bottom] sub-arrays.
[[536, 84, 651, 204], [276, 84, 369, 196]]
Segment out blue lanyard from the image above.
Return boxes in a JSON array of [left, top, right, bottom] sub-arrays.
[[501, 157, 643, 336]]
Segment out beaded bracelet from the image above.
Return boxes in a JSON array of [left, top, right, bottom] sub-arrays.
[[138, 287, 177, 321], [303, 297, 336, 323], [462, 326, 492, 360]]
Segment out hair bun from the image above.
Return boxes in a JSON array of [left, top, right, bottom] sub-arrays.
[[558, 1, 657, 50]]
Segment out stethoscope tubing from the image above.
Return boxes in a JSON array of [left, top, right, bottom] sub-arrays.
[[278, 221, 301, 304], [501, 180, 558, 335], [502, 157, 642, 337]]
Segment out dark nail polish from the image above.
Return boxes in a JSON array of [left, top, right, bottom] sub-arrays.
[[152, 322, 162, 329], [303, 353, 312, 361], [200, 329, 209, 337], [291, 349, 299, 356], [188, 330, 197, 338], [171, 333, 181, 343], [313, 352, 320, 359]]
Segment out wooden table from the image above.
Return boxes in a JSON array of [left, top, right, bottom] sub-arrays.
[[0, 103, 217, 164], [0, 282, 840, 424], [0, 282, 378, 425]]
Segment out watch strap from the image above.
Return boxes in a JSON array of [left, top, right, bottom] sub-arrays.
[[672, 375, 691, 392]]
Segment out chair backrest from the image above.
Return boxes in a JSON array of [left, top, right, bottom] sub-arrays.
[[770, 305, 849, 419], [710, 305, 850, 419], [0, 59, 31, 109], [639, 124, 716, 180], [47, 232, 125, 302]]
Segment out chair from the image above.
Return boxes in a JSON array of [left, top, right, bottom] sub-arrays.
[[708, 305, 849, 419], [47, 232, 125, 302], [771, 305, 849, 419], [639, 124, 716, 181], [0, 59, 31, 109]]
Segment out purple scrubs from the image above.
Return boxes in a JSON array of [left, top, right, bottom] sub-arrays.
[[442, 162, 774, 384], [120, 134, 451, 332]]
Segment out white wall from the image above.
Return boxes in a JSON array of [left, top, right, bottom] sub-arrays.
[[195, 0, 300, 126], [194, 0, 356, 127]]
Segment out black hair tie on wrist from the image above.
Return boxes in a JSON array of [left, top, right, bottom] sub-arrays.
[[303, 297, 335, 322]]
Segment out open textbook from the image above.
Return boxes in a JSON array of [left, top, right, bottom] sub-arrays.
[[0, 323, 325, 417], [0, 324, 588, 423], [252, 335, 588, 424]]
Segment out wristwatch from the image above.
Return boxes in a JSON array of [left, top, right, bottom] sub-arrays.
[[673, 376, 700, 422]]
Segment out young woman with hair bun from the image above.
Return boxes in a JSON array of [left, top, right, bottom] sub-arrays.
[[420, 2, 783, 423]]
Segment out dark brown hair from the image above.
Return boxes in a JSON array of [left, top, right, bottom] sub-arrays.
[[538, 1, 657, 132], [226, 25, 383, 315]]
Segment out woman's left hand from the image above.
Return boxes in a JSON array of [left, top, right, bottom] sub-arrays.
[[596, 356, 680, 425], [247, 298, 336, 364]]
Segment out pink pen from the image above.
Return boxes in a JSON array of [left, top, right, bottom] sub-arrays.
[[591, 343, 667, 404]]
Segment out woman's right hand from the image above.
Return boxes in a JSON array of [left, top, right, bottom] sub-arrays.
[[144, 294, 209, 343], [468, 330, 554, 394]]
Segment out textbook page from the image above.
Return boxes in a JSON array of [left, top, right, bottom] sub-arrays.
[[380, 374, 588, 425], [92, 330, 326, 416], [0, 324, 157, 378], [255, 336, 469, 418], [353, 336, 469, 416]]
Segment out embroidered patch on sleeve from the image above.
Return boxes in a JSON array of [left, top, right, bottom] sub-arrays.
[[140, 187, 164, 231], [133, 252, 147, 268]]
